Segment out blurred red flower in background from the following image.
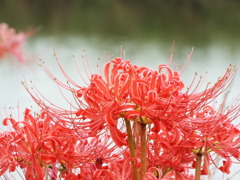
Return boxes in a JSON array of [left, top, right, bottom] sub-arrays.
[[0, 23, 33, 63]]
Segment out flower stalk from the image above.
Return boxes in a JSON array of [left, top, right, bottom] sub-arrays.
[[125, 119, 140, 180], [140, 123, 147, 179], [195, 152, 203, 180]]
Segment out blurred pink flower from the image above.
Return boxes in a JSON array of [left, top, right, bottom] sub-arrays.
[[0, 23, 33, 63]]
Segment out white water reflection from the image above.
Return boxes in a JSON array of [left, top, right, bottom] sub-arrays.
[[0, 36, 240, 179]]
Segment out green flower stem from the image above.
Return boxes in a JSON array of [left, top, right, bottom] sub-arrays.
[[195, 153, 203, 180], [125, 119, 140, 180], [140, 123, 147, 179]]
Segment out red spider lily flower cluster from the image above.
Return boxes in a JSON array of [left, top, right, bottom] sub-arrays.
[[0, 108, 120, 179], [1, 52, 240, 179], [0, 23, 33, 63]]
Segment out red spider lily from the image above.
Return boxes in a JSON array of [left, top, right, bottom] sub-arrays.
[[25, 56, 236, 138], [0, 23, 33, 63], [78, 58, 236, 130], [76, 156, 137, 180], [146, 101, 240, 178], [0, 131, 20, 175], [147, 128, 196, 179], [23, 57, 133, 147], [0, 108, 119, 179], [186, 105, 240, 175], [21, 52, 240, 179]]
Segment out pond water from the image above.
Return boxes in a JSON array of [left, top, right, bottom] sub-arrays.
[[0, 0, 240, 179]]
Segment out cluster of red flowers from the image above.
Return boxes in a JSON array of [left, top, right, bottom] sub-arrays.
[[1, 54, 240, 179], [0, 23, 32, 63]]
